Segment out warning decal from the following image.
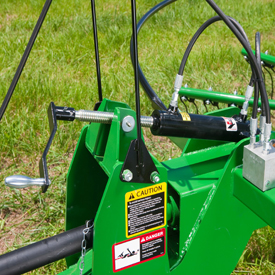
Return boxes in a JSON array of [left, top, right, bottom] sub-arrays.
[[223, 117, 238, 131], [113, 228, 166, 272], [125, 182, 166, 238], [180, 112, 191, 121]]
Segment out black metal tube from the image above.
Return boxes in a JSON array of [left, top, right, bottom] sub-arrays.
[[0, 225, 93, 275], [0, 0, 53, 121], [131, 0, 143, 168], [130, 0, 176, 111], [91, 0, 103, 102]]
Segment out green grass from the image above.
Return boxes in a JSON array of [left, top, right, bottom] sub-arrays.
[[0, 0, 275, 274]]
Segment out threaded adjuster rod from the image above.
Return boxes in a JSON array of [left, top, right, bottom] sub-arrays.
[[75, 110, 153, 127]]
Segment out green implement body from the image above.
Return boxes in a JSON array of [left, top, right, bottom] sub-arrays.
[[57, 99, 275, 275], [1, 0, 275, 274]]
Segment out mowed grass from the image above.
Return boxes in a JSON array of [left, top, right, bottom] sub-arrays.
[[0, 0, 275, 274]]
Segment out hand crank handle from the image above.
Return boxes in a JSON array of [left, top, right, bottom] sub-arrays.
[[5, 175, 48, 189]]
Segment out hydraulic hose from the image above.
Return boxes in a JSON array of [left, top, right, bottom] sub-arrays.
[[252, 32, 261, 118], [255, 32, 262, 117], [131, 1, 258, 114], [178, 16, 253, 81], [205, 0, 271, 124], [130, 0, 177, 111]]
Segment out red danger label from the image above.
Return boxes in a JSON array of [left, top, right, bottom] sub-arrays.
[[140, 230, 164, 243], [112, 228, 165, 272]]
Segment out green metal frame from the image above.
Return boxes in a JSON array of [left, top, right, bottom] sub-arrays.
[[179, 87, 275, 110], [241, 48, 275, 66], [58, 99, 275, 275]]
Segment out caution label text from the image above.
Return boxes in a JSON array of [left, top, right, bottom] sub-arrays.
[[125, 182, 166, 238]]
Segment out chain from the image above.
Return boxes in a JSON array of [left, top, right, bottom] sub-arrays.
[[79, 220, 94, 275]]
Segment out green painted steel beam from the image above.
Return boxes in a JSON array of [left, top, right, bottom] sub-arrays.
[[241, 48, 275, 66], [179, 87, 275, 110], [173, 138, 266, 275], [234, 167, 275, 229]]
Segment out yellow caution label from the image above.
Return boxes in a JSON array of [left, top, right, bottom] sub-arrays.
[[180, 112, 191, 121], [125, 182, 166, 238]]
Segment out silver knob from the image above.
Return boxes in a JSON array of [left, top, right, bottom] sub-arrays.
[[5, 175, 47, 189]]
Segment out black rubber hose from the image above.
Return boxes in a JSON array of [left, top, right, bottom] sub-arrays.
[[178, 15, 253, 80], [252, 32, 262, 118], [130, 0, 177, 111], [0, 0, 53, 122], [131, 2, 253, 111], [0, 224, 93, 275], [256, 32, 266, 117], [205, 0, 271, 123]]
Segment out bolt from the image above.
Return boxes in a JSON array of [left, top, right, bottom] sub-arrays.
[[265, 50, 268, 55], [257, 107, 262, 113], [205, 99, 210, 105], [150, 171, 160, 183], [233, 90, 238, 95], [122, 170, 133, 182], [265, 180, 270, 186], [184, 83, 188, 88], [244, 56, 248, 60], [208, 87, 212, 91], [122, 116, 135, 132]]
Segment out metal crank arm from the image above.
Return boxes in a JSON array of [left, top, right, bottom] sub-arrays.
[[5, 102, 75, 193], [39, 102, 75, 192]]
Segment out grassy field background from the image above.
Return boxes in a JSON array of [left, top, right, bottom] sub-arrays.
[[0, 0, 275, 274]]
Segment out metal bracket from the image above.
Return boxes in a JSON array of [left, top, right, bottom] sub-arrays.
[[120, 139, 159, 183]]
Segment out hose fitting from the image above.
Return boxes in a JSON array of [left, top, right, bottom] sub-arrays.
[[259, 115, 266, 144], [169, 74, 183, 112], [250, 117, 258, 148], [240, 85, 254, 116], [263, 123, 272, 154]]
